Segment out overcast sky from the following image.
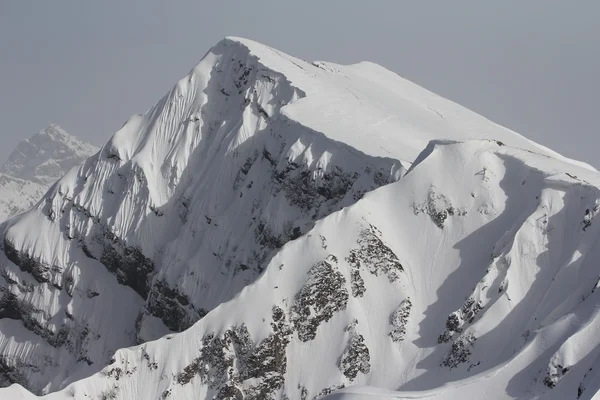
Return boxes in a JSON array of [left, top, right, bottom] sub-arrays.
[[0, 1, 598, 166]]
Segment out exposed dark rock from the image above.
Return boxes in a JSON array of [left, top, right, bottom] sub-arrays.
[[498, 280, 506, 293], [97, 234, 154, 299], [233, 62, 254, 94], [339, 324, 371, 381], [63, 273, 74, 297], [291, 256, 349, 342], [389, 298, 412, 342], [256, 103, 270, 120], [106, 367, 123, 381], [438, 297, 483, 343], [319, 235, 327, 250], [441, 332, 477, 369], [149, 205, 164, 217], [461, 297, 484, 324], [176, 357, 202, 386], [438, 313, 462, 344], [1, 271, 34, 295], [217, 384, 244, 400], [0, 357, 31, 392], [276, 162, 359, 212], [299, 385, 309, 400], [290, 226, 302, 240], [544, 362, 570, 389], [262, 149, 277, 167], [373, 171, 389, 187], [582, 205, 599, 231], [0, 289, 96, 365], [346, 225, 403, 283], [255, 221, 284, 250], [0, 291, 45, 337], [146, 279, 207, 332], [3, 238, 51, 284], [105, 150, 122, 162], [66, 202, 155, 298], [233, 152, 259, 190], [411, 186, 466, 229], [140, 346, 158, 371], [350, 268, 366, 298], [177, 196, 190, 223], [177, 306, 292, 399], [314, 384, 345, 399], [100, 385, 119, 400]]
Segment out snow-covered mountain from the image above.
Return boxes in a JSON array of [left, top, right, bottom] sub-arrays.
[[1, 38, 599, 400], [0, 125, 98, 222]]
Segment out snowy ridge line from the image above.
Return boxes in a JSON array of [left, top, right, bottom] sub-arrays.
[[406, 139, 600, 188], [224, 37, 594, 172], [226, 37, 412, 178], [0, 37, 405, 394], [4, 138, 600, 399]]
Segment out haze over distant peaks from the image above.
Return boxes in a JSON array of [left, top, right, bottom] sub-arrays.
[[0, 125, 98, 220], [0, 124, 98, 185]]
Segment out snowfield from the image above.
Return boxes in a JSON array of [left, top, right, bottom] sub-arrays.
[[0, 37, 599, 400]]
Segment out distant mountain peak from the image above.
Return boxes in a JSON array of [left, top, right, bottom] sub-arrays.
[[0, 124, 98, 185], [0, 125, 98, 220], [37, 123, 71, 140]]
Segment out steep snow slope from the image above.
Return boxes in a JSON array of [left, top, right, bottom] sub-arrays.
[[0, 175, 47, 222], [0, 37, 597, 399], [0, 125, 98, 221], [8, 139, 600, 400]]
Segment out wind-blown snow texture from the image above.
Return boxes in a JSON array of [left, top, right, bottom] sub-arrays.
[[0, 125, 98, 221], [1, 37, 599, 400]]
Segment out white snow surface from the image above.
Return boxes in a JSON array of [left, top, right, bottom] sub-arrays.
[[0, 125, 98, 221], [1, 38, 599, 400]]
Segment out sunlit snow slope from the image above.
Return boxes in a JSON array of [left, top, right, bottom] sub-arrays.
[[0, 125, 98, 221], [1, 38, 599, 400]]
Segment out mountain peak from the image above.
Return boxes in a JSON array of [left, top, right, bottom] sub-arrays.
[[0, 125, 99, 220], [1, 39, 600, 400], [38, 123, 71, 139], [0, 124, 98, 185], [187, 37, 593, 171]]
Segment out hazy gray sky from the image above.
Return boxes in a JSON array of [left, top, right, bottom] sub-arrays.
[[1, 1, 598, 166]]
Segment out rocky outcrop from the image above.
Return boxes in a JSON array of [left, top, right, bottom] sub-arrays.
[[3, 238, 55, 284], [441, 332, 477, 369], [438, 297, 483, 344], [346, 225, 403, 283], [544, 361, 571, 389], [177, 306, 292, 399], [389, 298, 412, 342], [339, 321, 371, 381], [411, 186, 466, 229], [291, 255, 349, 342], [145, 279, 206, 333]]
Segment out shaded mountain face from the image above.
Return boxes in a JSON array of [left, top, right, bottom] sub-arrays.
[[0, 38, 599, 400], [0, 126, 98, 221]]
